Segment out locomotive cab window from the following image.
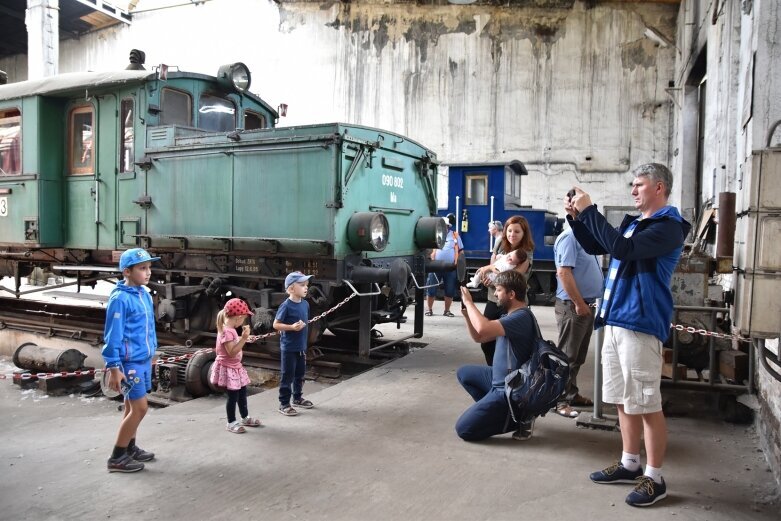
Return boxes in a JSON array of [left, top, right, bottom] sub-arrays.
[[504, 167, 522, 205], [464, 173, 488, 206], [244, 110, 266, 130], [199, 94, 236, 132], [68, 106, 94, 175], [160, 88, 192, 127], [120, 98, 134, 173], [0, 108, 22, 175]]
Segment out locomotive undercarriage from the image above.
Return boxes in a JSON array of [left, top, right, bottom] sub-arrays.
[[0, 248, 428, 359]]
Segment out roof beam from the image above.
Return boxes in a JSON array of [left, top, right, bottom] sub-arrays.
[[70, 0, 132, 24]]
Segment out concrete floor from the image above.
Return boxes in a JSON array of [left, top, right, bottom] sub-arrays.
[[0, 304, 778, 520]]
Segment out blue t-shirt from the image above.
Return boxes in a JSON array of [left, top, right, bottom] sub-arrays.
[[433, 229, 464, 264], [275, 298, 310, 352], [491, 308, 536, 388], [554, 228, 604, 301]]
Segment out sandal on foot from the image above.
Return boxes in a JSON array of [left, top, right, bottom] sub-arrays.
[[241, 416, 262, 427], [571, 394, 594, 407], [226, 421, 246, 433], [555, 403, 579, 418], [278, 405, 298, 416], [293, 398, 314, 409], [425, 310, 433, 316], [443, 311, 455, 317]]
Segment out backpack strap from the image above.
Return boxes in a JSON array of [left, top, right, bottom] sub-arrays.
[[505, 307, 540, 374]]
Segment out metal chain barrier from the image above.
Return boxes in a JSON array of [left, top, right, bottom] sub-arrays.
[[0, 292, 358, 382], [669, 322, 751, 343]]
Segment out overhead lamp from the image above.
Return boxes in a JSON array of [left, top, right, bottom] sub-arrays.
[[217, 62, 251, 92]]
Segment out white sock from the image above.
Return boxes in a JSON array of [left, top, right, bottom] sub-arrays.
[[644, 465, 663, 484], [621, 452, 641, 471]]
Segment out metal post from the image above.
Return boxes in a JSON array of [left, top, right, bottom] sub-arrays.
[[489, 195, 495, 253], [592, 323, 605, 420], [358, 287, 371, 359], [413, 287, 424, 339]]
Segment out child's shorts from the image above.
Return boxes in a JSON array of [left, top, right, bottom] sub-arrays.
[[121, 359, 153, 401]]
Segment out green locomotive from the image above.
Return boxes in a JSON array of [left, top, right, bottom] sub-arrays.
[[0, 51, 446, 357]]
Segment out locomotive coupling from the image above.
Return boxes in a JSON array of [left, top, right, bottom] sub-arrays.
[[348, 258, 411, 296]]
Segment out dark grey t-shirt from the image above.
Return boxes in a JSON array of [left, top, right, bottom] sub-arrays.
[[491, 308, 536, 387]]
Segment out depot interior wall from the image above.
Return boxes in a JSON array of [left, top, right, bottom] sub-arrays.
[[669, 0, 781, 489], [0, 0, 677, 215]]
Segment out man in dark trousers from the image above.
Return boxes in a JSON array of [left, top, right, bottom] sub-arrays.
[[568, 163, 691, 507]]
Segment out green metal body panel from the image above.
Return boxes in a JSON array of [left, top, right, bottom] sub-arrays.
[[140, 122, 437, 259], [0, 96, 64, 247]]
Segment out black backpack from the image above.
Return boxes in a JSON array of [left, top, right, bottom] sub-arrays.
[[504, 310, 570, 423]]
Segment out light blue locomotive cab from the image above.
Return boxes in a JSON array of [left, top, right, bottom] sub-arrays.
[[437, 161, 563, 304]]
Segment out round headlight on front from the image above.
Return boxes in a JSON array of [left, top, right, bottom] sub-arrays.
[[414, 216, 447, 249], [217, 62, 251, 92], [347, 212, 389, 252]]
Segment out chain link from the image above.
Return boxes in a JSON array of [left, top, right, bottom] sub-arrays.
[[1, 292, 359, 382], [669, 322, 750, 343]]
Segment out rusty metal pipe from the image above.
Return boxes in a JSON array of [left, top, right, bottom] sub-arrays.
[[716, 192, 736, 272], [12, 343, 87, 372]]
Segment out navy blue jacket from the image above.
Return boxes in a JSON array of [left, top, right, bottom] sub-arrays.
[[568, 204, 691, 342]]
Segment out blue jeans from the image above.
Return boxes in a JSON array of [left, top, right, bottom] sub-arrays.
[[455, 365, 517, 441], [426, 270, 458, 298], [279, 350, 306, 406]]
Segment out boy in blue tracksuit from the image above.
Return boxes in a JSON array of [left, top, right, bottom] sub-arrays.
[[102, 248, 160, 473], [567, 163, 691, 507]]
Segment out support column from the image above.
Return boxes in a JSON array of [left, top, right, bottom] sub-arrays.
[[26, 0, 59, 80]]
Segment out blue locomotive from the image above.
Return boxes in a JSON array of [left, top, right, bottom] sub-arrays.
[[437, 161, 563, 304]]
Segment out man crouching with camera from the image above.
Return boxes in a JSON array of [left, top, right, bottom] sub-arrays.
[[455, 271, 537, 441]]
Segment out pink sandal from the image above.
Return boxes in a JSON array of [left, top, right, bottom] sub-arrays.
[[241, 416, 262, 427], [226, 421, 246, 434]]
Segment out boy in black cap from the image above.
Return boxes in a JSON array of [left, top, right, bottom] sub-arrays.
[[273, 271, 315, 416]]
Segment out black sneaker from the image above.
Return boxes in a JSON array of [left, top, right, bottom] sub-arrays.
[[128, 444, 155, 462], [107, 453, 144, 473], [590, 462, 643, 484], [626, 476, 668, 507], [512, 418, 535, 441]]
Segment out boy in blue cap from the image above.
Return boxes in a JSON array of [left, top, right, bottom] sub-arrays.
[[103, 248, 160, 472], [273, 271, 315, 416]]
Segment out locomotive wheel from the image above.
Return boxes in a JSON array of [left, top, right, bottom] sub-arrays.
[[184, 349, 216, 398]]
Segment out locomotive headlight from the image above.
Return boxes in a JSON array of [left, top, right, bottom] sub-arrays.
[[347, 212, 389, 252], [414, 216, 447, 249], [217, 62, 251, 92]]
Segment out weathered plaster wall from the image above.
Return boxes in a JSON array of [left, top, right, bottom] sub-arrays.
[[670, 0, 781, 491], [0, 0, 677, 214]]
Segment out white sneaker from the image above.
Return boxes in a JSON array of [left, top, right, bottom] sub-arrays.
[[465, 280, 479, 288]]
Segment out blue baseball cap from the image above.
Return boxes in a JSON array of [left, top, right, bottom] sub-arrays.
[[284, 271, 313, 289], [119, 248, 160, 271]]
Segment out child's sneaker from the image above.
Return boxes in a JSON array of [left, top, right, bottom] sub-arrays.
[[127, 444, 155, 462], [107, 453, 144, 473], [465, 280, 479, 289], [292, 398, 314, 409], [278, 404, 298, 416]]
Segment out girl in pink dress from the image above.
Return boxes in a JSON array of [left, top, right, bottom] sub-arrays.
[[210, 298, 262, 433]]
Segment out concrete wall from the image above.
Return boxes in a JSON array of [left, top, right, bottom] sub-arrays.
[[669, 0, 781, 490], [0, 0, 677, 215]]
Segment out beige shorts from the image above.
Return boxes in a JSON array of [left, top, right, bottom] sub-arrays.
[[601, 325, 663, 415]]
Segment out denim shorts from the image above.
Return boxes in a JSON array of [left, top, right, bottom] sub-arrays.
[[426, 270, 458, 298], [121, 359, 153, 401]]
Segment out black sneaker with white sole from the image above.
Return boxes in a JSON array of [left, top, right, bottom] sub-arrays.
[[512, 418, 535, 441], [107, 453, 144, 473], [625, 476, 668, 507]]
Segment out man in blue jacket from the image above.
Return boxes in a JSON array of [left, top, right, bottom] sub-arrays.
[[568, 164, 691, 507], [102, 248, 160, 473]]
